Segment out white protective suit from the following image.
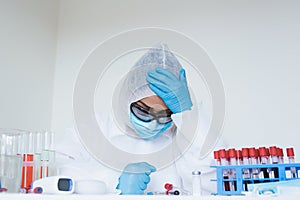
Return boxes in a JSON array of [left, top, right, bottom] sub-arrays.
[[55, 43, 226, 195]]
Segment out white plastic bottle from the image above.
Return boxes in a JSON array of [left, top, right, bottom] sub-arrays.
[[192, 170, 201, 195]]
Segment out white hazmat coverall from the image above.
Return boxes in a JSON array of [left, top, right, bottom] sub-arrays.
[[55, 43, 225, 195]]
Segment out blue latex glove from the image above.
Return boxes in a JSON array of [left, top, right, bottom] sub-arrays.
[[146, 67, 193, 114], [116, 162, 156, 195]]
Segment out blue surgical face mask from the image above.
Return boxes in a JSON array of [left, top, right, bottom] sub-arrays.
[[130, 112, 172, 140]]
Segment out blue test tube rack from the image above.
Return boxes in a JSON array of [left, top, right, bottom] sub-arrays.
[[211, 163, 300, 195]]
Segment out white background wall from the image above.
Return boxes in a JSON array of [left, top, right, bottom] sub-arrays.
[[1, 0, 300, 157], [0, 0, 58, 130]]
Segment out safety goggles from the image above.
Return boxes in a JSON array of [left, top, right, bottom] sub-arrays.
[[130, 101, 173, 124]]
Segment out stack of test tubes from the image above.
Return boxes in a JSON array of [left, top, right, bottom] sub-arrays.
[[212, 146, 300, 195]]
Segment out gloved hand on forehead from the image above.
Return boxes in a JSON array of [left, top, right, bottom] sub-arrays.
[[116, 162, 156, 195], [146, 67, 193, 114]]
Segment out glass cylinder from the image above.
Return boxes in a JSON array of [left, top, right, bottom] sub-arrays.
[[0, 129, 23, 193]]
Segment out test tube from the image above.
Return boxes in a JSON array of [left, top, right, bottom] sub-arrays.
[[249, 148, 258, 165], [269, 146, 279, 179], [278, 148, 284, 164], [242, 148, 250, 166], [40, 151, 50, 178], [42, 131, 56, 177], [256, 148, 261, 161], [214, 150, 221, 166], [237, 150, 243, 165], [258, 147, 270, 182], [266, 147, 270, 162], [33, 131, 45, 180], [286, 147, 297, 178], [21, 132, 35, 192], [228, 148, 237, 191], [241, 148, 251, 191], [219, 149, 230, 191], [248, 148, 260, 183]]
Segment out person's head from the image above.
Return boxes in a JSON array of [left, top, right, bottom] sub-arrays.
[[113, 43, 182, 140], [129, 95, 173, 140]]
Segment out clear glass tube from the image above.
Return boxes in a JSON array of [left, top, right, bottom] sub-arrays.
[[0, 130, 23, 193], [42, 131, 56, 177], [21, 132, 35, 192], [33, 131, 45, 180]]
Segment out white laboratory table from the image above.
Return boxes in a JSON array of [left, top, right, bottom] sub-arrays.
[[1, 194, 299, 200]]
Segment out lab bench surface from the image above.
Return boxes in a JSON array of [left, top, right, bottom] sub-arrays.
[[0, 194, 299, 200]]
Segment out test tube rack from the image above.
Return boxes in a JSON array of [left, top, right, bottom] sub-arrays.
[[211, 163, 300, 195]]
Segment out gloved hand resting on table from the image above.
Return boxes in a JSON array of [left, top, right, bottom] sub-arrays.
[[147, 67, 193, 114], [116, 162, 156, 195]]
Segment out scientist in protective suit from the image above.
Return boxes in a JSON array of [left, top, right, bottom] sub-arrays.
[[56, 43, 224, 195]]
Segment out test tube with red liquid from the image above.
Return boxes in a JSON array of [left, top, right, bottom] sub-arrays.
[[269, 146, 279, 179], [241, 148, 251, 191], [237, 150, 243, 166], [278, 148, 284, 164], [21, 132, 35, 193], [258, 147, 270, 182], [219, 149, 230, 191], [286, 147, 297, 178], [214, 150, 221, 166], [228, 148, 237, 191], [249, 148, 260, 183]]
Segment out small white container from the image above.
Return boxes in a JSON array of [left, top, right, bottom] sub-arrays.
[[192, 170, 201, 196]]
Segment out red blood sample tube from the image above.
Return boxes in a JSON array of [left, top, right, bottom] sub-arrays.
[[219, 149, 228, 165], [287, 147, 296, 163], [226, 150, 230, 165], [237, 150, 243, 166], [219, 149, 230, 191], [259, 147, 269, 164], [241, 148, 251, 191], [259, 147, 270, 181], [228, 149, 237, 166], [266, 148, 270, 162], [228, 149, 237, 191], [249, 148, 260, 182], [287, 147, 297, 178], [21, 132, 35, 193], [242, 148, 250, 165], [270, 146, 279, 164], [256, 149, 261, 164], [269, 146, 279, 179], [249, 148, 258, 165], [278, 148, 284, 164], [214, 150, 221, 166]]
